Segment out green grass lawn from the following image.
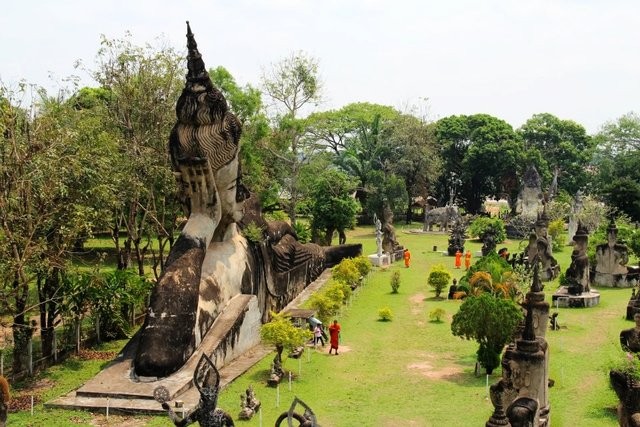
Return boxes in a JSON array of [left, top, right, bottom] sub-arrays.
[[7, 225, 633, 426]]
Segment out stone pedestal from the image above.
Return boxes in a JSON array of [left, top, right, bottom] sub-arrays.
[[552, 286, 600, 308], [368, 254, 390, 267]]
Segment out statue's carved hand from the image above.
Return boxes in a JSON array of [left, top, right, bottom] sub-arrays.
[[176, 160, 221, 225]]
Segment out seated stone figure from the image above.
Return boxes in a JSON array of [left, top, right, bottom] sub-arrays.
[[595, 218, 629, 286], [134, 22, 360, 378], [565, 221, 590, 295]]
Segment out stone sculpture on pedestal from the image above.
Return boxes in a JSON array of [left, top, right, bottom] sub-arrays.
[[552, 221, 600, 308], [594, 218, 630, 287], [447, 219, 466, 256], [487, 264, 551, 427]]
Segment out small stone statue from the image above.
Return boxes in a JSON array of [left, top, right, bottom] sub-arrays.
[[373, 213, 383, 257], [159, 354, 234, 426], [238, 385, 260, 420], [268, 353, 285, 386]]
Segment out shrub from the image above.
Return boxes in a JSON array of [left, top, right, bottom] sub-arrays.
[[326, 280, 351, 305], [308, 293, 340, 324], [293, 221, 311, 243], [468, 217, 506, 243], [548, 219, 565, 252], [333, 258, 361, 289], [390, 271, 401, 293], [264, 210, 288, 222], [427, 265, 451, 298], [378, 307, 393, 321], [429, 308, 446, 323], [242, 221, 264, 242], [352, 255, 372, 278]]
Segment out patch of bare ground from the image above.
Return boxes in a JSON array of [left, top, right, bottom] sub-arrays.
[[7, 378, 53, 411], [90, 415, 152, 426], [409, 293, 426, 315], [407, 353, 465, 380]]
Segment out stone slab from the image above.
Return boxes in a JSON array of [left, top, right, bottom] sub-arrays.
[[368, 253, 390, 267]]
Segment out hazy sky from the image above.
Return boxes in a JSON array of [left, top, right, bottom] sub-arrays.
[[1, 0, 638, 133]]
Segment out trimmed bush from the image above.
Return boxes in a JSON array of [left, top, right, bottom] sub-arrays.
[[378, 307, 393, 321], [333, 258, 360, 289], [390, 271, 401, 293], [428, 265, 451, 298], [429, 308, 446, 323]]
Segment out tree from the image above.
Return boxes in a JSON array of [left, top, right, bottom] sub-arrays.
[[305, 167, 360, 245], [260, 311, 312, 360], [0, 80, 120, 370], [387, 114, 442, 223], [451, 293, 523, 374], [434, 114, 524, 213], [261, 51, 322, 225], [91, 33, 184, 275], [518, 113, 595, 196], [428, 265, 451, 298]]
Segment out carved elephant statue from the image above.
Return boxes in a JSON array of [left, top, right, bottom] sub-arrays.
[[423, 205, 461, 232]]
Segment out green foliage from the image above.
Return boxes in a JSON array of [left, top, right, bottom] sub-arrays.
[[307, 167, 361, 245], [308, 293, 340, 324], [242, 221, 265, 242], [434, 114, 524, 213], [264, 210, 289, 222], [610, 353, 640, 382], [292, 221, 311, 243], [630, 231, 640, 261], [461, 252, 512, 291], [332, 258, 361, 289], [429, 308, 446, 323], [548, 219, 565, 252], [451, 293, 523, 374], [390, 271, 401, 293], [428, 265, 451, 298], [260, 311, 312, 352], [467, 217, 506, 243], [378, 307, 393, 321], [326, 280, 351, 305], [352, 256, 372, 278]]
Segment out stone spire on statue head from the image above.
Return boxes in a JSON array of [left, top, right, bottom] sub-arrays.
[[607, 216, 618, 235], [185, 21, 213, 90]]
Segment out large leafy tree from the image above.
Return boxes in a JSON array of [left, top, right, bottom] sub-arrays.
[[0, 82, 116, 372], [518, 113, 594, 195], [593, 112, 640, 221], [304, 166, 361, 245], [386, 114, 441, 223], [435, 114, 524, 213], [261, 51, 322, 225], [91, 34, 184, 275]]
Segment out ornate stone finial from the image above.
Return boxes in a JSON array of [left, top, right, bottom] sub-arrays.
[[608, 217, 618, 234], [185, 21, 211, 87]]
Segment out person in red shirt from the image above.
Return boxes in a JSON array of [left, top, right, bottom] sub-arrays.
[[328, 320, 341, 355], [403, 248, 411, 268], [454, 250, 462, 269]]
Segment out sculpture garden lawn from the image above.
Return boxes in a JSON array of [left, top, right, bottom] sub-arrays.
[[8, 225, 632, 426]]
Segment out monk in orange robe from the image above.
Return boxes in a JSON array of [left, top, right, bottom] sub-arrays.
[[465, 250, 472, 270], [455, 250, 462, 269], [403, 248, 411, 268], [328, 320, 341, 355]]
